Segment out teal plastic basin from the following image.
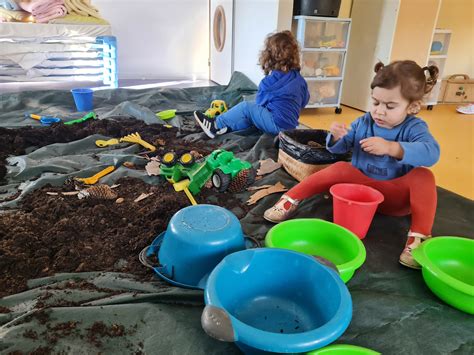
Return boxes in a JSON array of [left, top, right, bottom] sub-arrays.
[[265, 219, 366, 283], [412, 236, 474, 314]]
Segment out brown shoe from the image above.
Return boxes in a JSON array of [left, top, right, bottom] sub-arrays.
[[263, 194, 300, 223], [399, 231, 431, 269]]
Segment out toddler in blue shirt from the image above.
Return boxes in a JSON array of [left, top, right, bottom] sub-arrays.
[[194, 30, 309, 139], [265, 60, 440, 269]]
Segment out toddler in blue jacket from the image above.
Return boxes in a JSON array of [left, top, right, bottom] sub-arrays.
[[194, 30, 310, 139]]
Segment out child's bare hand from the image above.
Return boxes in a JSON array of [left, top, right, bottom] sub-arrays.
[[360, 137, 391, 156], [330, 122, 349, 142]]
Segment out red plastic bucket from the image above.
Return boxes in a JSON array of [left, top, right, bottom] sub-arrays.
[[329, 183, 384, 239]]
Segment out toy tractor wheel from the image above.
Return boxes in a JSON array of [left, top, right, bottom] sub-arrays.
[[179, 152, 195, 167], [212, 169, 232, 192], [162, 152, 177, 167]]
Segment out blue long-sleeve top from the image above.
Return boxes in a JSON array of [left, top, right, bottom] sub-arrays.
[[256, 69, 310, 130], [326, 112, 440, 180]]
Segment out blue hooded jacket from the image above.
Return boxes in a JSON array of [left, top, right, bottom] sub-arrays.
[[255, 69, 310, 130]]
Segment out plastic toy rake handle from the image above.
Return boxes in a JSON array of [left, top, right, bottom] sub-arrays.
[[183, 187, 197, 206], [64, 112, 96, 125]]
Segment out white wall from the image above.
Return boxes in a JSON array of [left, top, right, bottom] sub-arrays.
[[233, 0, 293, 85], [94, 0, 209, 80]]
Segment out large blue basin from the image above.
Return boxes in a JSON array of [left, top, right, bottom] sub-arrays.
[[202, 248, 352, 354]]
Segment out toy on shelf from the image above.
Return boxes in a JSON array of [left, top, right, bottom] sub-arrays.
[[301, 58, 341, 78], [430, 41, 443, 55], [204, 100, 228, 119], [159, 149, 255, 195], [314, 35, 345, 48], [301, 58, 317, 76], [323, 65, 340, 76]]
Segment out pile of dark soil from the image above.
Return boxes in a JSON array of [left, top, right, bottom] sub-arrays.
[[0, 118, 250, 297], [0, 116, 207, 183]]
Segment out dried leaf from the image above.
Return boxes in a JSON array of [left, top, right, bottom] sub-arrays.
[[246, 182, 287, 205], [110, 184, 120, 189], [190, 150, 203, 159], [247, 184, 274, 191], [307, 140, 325, 148], [134, 192, 154, 203], [257, 158, 282, 176], [145, 160, 161, 176]]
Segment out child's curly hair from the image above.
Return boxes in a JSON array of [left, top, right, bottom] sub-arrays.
[[259, 30, 301, 75], [371, 60, 439, 102]]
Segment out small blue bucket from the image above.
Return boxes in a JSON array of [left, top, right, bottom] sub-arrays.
[[147, 204, 247, 289], [71, 88, 93, 112], [202, 248, 352, 354]]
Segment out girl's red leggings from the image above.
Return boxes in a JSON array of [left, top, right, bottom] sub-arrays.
[[287, 162, 437, 236]]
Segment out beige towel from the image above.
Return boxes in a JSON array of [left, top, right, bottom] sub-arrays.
[[0, 7, 33, 22], [64, 0, 101, 18], [49, 12, 108, 24]]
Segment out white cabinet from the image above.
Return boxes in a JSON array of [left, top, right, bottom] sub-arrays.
[[425, 29, 452, 109], [341, 0, 442, 112], [293, 16, 351, 113]]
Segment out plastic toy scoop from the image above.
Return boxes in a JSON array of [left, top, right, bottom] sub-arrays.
[[26, 113, 62, 126], [156, 109, 177, 120], [75, 165, 115, 185], [95, 138, 120, 148]]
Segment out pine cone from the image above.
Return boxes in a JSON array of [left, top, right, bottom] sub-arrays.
[[228, 169, 256, 193], [78, 184, 118, 200]]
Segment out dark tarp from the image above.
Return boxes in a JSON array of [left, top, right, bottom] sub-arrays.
[[0, 73, 473, 354]]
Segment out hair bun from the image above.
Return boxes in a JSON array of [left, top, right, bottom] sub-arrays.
[[374, 62, 385, 73], [423, 65, 440, 86]]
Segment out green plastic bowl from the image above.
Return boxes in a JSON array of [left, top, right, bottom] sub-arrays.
[[265, 219, 366, 283], [412, 236, 474, 314], [307, 344, 380, 354], [156, 109, 176, 120]]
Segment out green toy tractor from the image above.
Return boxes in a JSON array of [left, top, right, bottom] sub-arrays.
[[159, 149, 255, 194]]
